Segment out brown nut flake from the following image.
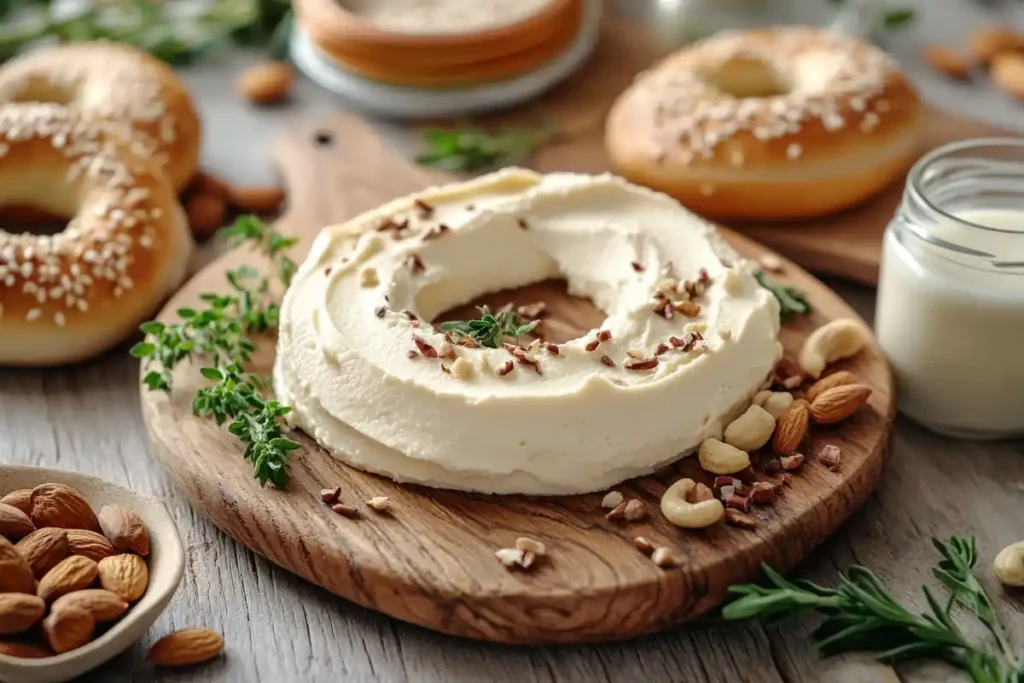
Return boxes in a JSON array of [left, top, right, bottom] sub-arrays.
[[585, 339, 600, 352], [651, 547, 679, 568], [673, 301, 701, 317], [624, 357, 659, 372], [724, 494, 751, 513], [331, 503, 361, 519], [320, 487, 341, 504], [633, 537, 655, 555], [600, 355, 615, 367], [749, 482, 776, 505], [605, 500, 628, 522], [496, 360, 514, 376], [413, 198, 434, 218], [631, 261, 645, 272], [413, 336, 439, 358], [818, 444, 842, 471], [779, 454, 804, 471], [623, 499, 648, 522], [724, 509, 758, 529], [406, 254, 425, 274]]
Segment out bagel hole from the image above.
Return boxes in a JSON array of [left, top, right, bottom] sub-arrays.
[[0, 206, 68, 237], [701, 56, 790, 99], [432, 279, 606, 345]]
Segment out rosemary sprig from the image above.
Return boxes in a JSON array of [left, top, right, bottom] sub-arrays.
[[0, 0, 292, 66], [131, 215, 299, 488], [440, 306, 539, 348], [723, 536, 1024, 683], [415, 117, 560, 173], [754, 270, 811, 318]]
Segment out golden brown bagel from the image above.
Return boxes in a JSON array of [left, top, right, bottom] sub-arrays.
[[0, 43, 201, 192], [0, 104, 192, 366], [606, 27, 923, 221], [306, 0, 585, 86]]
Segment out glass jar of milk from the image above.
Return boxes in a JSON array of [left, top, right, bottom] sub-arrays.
[[876, 139, 1024, 439]]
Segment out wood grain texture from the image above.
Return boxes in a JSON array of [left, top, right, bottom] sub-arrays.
[[464, 11, 1014, 286], [138, 110, 895, 645]]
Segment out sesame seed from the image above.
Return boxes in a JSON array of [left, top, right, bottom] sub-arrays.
[[26, 308, 41, 321], [786, 143, 802, 160], [53, 311, 65, 326]]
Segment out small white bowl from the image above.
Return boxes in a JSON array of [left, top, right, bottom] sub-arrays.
[[0, 466, 184, 683]]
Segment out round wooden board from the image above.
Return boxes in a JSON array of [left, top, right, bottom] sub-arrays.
[[139, 112, 895, 645]]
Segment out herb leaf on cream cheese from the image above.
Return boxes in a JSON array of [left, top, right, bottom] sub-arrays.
[[440, 306, 540, 348], [754, 271, 812, 319]]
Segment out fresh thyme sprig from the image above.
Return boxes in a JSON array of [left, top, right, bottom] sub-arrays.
[[754, 270, 811, 318], [415, 117, 560, 173], [723, 536, 1024, 683], [0, 0, 293, 65], [131, 215, 299, 488], [440, 306, 540, 348]]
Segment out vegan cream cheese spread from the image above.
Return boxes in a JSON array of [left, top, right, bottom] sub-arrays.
[[274, 169, 782, 495], [340, 0, 555, 36]]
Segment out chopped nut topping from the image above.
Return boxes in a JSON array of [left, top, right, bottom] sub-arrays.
[[515, 537, 546, 556], [818, 444, 842, 471], [440, 364, 451, 374], [600, 355, 615, 367], [651, 547, 679, 568], [673, 301, 701, 317], [375, 305, 387, 318], [324, 266, 333, 276], [724, 494, 751, 513], [406, 254, 425, 274], [631, 261, 645, 272], [517, 302, 547, 319], [634, 537, 655, 555], [366, 496, 391, 512], [512, 350, 542, 375], [655, 343, 670, 356], [361, 267, 379, 288], [413, 198, 434, 218], [653, 298, 674, 320], [624, 357, 659, 372], [516, 217, 528, 229], [320, 487, 341, 504], [724, 509, 757, 529], [413, 336, 438, 358], [495, 548, 535, 570], [601, 490, 624, 509], [749, 482, 776, 505], [331, 503, 360, 518], [451, 357, 474, 379], [544, 343, 560, 356], [585, 339, 600, 352], [422, 223, 450, 241], [780, 454, 804, 471], [496, 360, 514, 376], [605, 500, 628, 521], [623, 499, 648, 521], [376, 217, 409, 235], [406, 350, 418, 359], [597, 330, 612, 342]]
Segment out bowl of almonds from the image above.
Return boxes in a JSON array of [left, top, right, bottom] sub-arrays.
[[0, 465, 184, 683]]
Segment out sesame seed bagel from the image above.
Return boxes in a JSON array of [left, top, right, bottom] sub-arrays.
[[0, 104, 192, 366], [606, 27, 923, 221], [0, 43, 201, 192]]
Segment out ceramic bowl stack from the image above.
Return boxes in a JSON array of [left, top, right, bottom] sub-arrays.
[[289, 0, 602, 119]]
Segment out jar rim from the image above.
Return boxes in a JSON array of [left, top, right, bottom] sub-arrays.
[[907, 137, 1024, 237]]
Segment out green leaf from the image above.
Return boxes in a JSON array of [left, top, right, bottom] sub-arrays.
[[200, 367, 224, 380], [883, 8, 915, 31], [130, 342, 156, 358]]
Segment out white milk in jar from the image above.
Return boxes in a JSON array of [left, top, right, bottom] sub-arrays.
[[876, 139, 1024, 439]]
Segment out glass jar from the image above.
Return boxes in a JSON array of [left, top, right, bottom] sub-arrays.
[[876, 139, 1024, 440]]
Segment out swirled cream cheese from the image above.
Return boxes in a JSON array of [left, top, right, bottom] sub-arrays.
[[274, 169, 781, 495]]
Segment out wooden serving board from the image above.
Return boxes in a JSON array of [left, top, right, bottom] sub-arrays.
[[413, 9, 1016, 286], [139, 109, 895, 645]]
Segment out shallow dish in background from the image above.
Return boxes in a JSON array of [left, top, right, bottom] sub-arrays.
[[0, 465, 184, 683]]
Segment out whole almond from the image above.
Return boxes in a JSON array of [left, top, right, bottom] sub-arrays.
[[51, 589, 127, 623], [67, 529, 116, 562], [148, 628, 224, 667], [809, 384, 873, 425], [184, 191, 227, 239], [805, 370, 859, 403], [237, 61, 293, 105], [98, 554, 149, 602], [0, 490, 32, 516], [30, 484, 101, 532], [991, 52, 1024, 99], [0, 640, 52, 658], [969, 27, 1024, 64], [98, 505, 149, 557], [43, 605, 94, 654], [0, 593, 46, 635], [0, 503, 35, 540], [37, 555, 99, 602], [772, 400, 809, 455], [228, 185, 285, 214], [0, 537, 36, 594], [924, 45, 972, 79], [15, 528, 69, 578]]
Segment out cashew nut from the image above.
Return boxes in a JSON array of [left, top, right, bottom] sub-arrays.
[[360, 267, 379, 288], [761, 391, 795, 419], [723, 405, 775, 452], [993, 541, 1024, 587], [661, 478, 724, 529], [698, 438, 751, 475], [751, 390, 772, 407], [798, 318, 871, 379]]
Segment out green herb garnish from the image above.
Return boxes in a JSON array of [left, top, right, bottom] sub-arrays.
[[0, 0, 293, 66], [415, 118, 559, 173], [755, 270, 811, 318], [881, 8, 916, 31], [724, 536, 1023, 683], [131, 215, 299, 488], [440, 306, 540, 348]]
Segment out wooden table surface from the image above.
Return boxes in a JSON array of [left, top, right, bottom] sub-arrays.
[[4, 1, 1024, 681]]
